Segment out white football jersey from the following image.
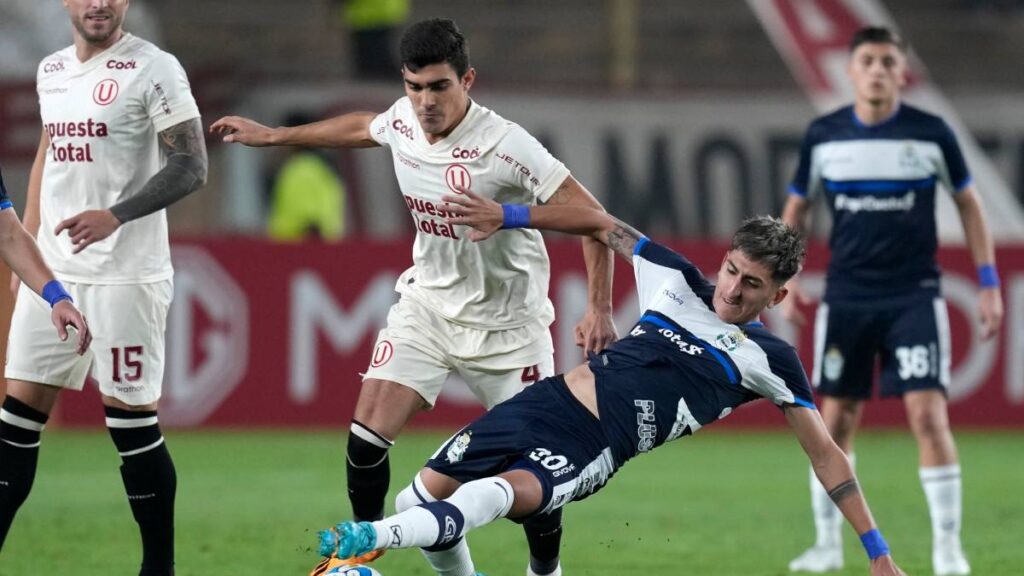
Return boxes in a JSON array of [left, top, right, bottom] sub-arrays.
[[36, 33, 200, 284], [370, 97, 570, 330]]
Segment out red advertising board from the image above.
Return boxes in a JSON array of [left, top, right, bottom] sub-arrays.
[[57, 238, 1024, 429]]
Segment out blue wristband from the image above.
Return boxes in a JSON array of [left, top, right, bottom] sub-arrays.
[[41, 280, 72, 308], [501, 204, 530, 229], [860, 528, 890, 560], [978, 264, 1000, 289]]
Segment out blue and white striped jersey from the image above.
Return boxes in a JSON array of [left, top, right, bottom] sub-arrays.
[[590, 239, 814, 468], [790, 104, 970, 302]]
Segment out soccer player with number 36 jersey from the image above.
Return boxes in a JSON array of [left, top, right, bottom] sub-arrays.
[[212, 18, 616, 576], [783, 27, 1002, 576], [0, 2, 207, 574]]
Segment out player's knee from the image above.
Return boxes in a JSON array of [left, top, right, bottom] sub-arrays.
[[347, 421, 394, 468]]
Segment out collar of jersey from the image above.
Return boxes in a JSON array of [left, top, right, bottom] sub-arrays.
[[67, 32, 133, 74], [409, 99, 511, 160]]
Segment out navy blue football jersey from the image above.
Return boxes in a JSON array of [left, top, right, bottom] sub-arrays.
[[789, 104, 970, 302], [589, 239, 815, 468]]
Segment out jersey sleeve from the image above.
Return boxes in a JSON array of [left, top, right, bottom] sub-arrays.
[[144, 52, 201, 133], [369, 99, 403, 148], [788, 120, 820, 199], [494, 125, 570, 204], [935, 120, 972, 193], [0, 166, 12, 210], [632, 238, 715, 310], [766, 344, 815, 409]]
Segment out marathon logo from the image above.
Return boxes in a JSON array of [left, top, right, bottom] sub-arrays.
[[835, 191, 915, 213], [44, 119, 110, 163], [404, 194, 461, 240]]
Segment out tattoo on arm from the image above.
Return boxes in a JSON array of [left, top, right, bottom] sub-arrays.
[[604, 216, 644, 261], [826, 478, 860, 504], [540, 180, 578, 206], [109, 118, 208, 223]]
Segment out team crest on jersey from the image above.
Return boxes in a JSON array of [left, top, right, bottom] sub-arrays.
[[446, 431, 472, 464], [93, 78, 119, 105], [823, 346, 844, 381], [898, 141, 922, 170], [715, 330, 746, 352]]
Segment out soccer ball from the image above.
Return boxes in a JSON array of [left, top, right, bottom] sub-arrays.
[[323, 565, 382, 576]]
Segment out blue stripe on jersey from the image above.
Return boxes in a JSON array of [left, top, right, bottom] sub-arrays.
[[954, 175, 972, 192], [0, 200, 12, 211], [823, 176, 937, 194], [633, 237, 649, 256], [639, 313, 739, 385], [787, 184, 807, 197]]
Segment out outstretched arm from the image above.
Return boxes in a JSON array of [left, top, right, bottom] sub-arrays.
[[784, 406, 905, 576], [210, 112, 379, 148], [443, 186, 644, 263], [53, 117, 209, 254]]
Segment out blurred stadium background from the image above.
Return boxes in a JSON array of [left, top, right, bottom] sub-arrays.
[[1, 1, 1023, 574]]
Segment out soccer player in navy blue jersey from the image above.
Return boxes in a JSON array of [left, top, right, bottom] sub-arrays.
[[313, 189, 906, 576], [782, 27, 1001, 576]]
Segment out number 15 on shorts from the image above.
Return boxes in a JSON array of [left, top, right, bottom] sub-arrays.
[[111, 346, 144, 382]]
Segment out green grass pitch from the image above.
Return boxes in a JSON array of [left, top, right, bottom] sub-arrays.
[[3, 428, 1022, 575]]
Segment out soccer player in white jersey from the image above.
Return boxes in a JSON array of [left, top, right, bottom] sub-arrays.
[[211, 18, 615, 576], [312, 192, 906, 576], [0, 2, 207, 574], [782, 28, 1001, 576]]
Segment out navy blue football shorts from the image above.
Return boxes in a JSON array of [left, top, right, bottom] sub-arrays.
[[811, 295, 951, 398], [425, 375, 616, 518]]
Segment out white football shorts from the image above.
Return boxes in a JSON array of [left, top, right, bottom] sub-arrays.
[[362, 296, 555, 409], [5, 280, 173, 406]]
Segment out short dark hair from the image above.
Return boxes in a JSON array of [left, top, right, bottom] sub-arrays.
[[730, 216, 805, 285], [849, 26, 906, 53], [400, 18, 470, 77]]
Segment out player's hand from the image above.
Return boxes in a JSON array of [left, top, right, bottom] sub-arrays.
[[442, 186, 504, 242], [780, 277, 812, 327], [51, 300, 91, 355], [54, 209, 121, 254], [978, 287, 1003, 341], [869, 554, 906, 576], [209, 116, 276, 146], [575, 310, 618, 359]]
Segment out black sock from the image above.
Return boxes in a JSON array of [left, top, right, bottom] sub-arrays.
[[346, 420, 393, 522], [0, 396, 48, 550], [106, 406, 176, 576], [524, 508, 563, 575]]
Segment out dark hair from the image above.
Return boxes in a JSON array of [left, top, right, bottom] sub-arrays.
[[399, 18, 470, 77], [849, 26, 906, 53], [730, 216, 805, 284]]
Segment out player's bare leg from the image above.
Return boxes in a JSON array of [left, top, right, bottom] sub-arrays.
[[102, 394, 177, 576], [341, 378, 428, 566], [320, 468, 541, 575], [790, 396, 863, 573], [0, 380, 61, 549], [904, 390, 969, 575]]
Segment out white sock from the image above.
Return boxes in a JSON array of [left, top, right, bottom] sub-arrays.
[[373, 476, 514, 550], [809, 453, 855, 548], [396, 474, 478, 576], [920, 464, 963, 549]]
